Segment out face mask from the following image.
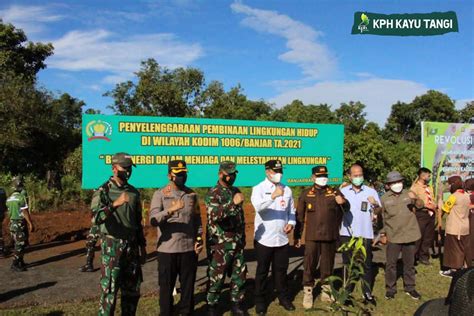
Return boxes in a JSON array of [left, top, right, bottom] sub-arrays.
[[351, 177, 364, 187], [270, 172, 282, 183], [315, 177, 329, 187], [173, 173, 187, 187], [390, 182, 403, 193], [222, 173, 236, 186], [117, 169, 131, 182]]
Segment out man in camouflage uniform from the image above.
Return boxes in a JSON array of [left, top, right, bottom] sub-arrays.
[[92, 153, 147, 316], [78, 218, 101, 272], [6, 177, 35, 271], [0, 186, 7, 257], [205, 161, 247, 316]]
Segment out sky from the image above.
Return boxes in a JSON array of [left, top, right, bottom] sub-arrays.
[[1, 0, 473, 126]]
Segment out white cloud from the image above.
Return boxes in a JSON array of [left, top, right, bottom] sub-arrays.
[[48, 30, 204, 82], [0, 5, 64, 34], [270, 78, 429, 126], [455, 99, 473, 110], [231, 2, 337, 80]]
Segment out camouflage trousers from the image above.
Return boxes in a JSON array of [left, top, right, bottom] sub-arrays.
[[98, 236, 142, 316], [207, 243, 247, 305], [9, 219, 28, 260], [85, 224, 101, 257]]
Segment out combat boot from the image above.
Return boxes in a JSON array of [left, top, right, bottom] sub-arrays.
[[11, 258, 26, 272], [79, 250, 94, 272], [18, 258, 28, 271], [231, 302, 246, 316], [303, 286, 314, 309], [207, 304, 219, 316]]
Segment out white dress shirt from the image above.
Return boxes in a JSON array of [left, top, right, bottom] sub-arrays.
[[251, 178, 296, 247]]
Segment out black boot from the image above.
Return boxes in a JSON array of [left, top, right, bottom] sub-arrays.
[[231, 302, 246, 316], [207, 304, 219, 316], [18, 257, 28, 271], [79, 249, 94, 272], [11, 258, 26, 272]]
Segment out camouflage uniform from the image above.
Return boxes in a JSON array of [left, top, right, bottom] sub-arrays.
[[79, 217, 101, 271], [6, 191, 29, 263], [205, 181, 247, 305], [0, 188, 6, 255], [92, 153, 145, 316]]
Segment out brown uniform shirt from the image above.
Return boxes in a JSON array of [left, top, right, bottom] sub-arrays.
[[149, 183, 202, 253], [295, 185, 347, 241], [442, 190, 470, 237], [410, 181, 436, 213], [380, 190, 421, 244]]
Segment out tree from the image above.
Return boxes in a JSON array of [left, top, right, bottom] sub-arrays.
[[335, 101, 367, 134], [458, 101, 474, 123], [384, 90, 459, 142], [270, 100, 336, 123], [105, 58, 206, 117], [0, 20, 53, 81], [203, 82, 272, 120]]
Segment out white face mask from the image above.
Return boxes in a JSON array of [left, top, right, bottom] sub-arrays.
[[390, 182, 403, 193], [270, 172, 282, 183], [315, 177, 329, 187]]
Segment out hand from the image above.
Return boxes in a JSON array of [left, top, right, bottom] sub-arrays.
[[283, 224, 293, 234], [28, 223, 35, 233], [294, 239, 301, 248], [335, 195, 345, 205], [367, 196, 377, 205], [139, 246, 147, 265], [437, 222, 443, 231], [272, 185, 284, 200], [194, 242, 204, 254], [167, 199, 184, 214], [380, 235, 388, 245], [113, 192, 130, 208], [233, 193, 244, 205]]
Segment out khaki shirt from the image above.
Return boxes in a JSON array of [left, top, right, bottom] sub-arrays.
[[380, 190, 421, 244], [410, 181, 436, 213], [149, 183, 202, 253], [295, 185, 347, 241], [442, 190, 470, 237]]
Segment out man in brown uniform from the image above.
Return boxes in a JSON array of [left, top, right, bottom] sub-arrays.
[[378, 171, 422, 300], [409, 167, 437, 265], [149, 160, 203, 316], [294, 166, 348, 307], [465, 178, 474, 267]]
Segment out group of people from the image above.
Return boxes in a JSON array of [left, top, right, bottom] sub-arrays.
[[1, 152, 473, 316]]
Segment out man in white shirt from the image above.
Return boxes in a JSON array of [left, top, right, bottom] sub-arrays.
[[251, 159, 296, 315]]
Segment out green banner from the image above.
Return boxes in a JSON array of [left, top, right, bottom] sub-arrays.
[[82, 114, 345, 189], [351, 11, 458, 36], [421, 121, 473, 200]]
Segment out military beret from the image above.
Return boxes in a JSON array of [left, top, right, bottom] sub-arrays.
[[219, 161, 238, 174]]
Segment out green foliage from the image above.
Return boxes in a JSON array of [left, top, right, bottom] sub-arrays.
[[325, 237, 372, 315], [457, 101, 474, 123], [270, 100, 336, 123]]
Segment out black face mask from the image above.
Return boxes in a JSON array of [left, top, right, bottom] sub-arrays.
[[173, 173, 187, 187], [117, 168, 131, 182], [222, 173, 236, 186]]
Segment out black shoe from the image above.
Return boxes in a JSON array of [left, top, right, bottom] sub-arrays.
[[79, 263, 94, 272], [255, 303, 266, 316], [11, 260, 26, 272], [405, 290, 421, 300], [279, 299, 295, 311], [207, 304, 219, 316], [385, 292, 395, 300], [363, 292, 376, 305], [231, 302, 246, 316]]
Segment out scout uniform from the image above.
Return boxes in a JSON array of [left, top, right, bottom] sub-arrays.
[[205, 161, 247, 314], [92, 153, 146, 316], [251, 159, 296, 314], [7, 189, 30, 271], [410, 178, 436, 264], [379, 171, 421, 299], [149, 160, 203, 316], [442, 176, 471, 270], [0, 187, 6, 256], [465, 178, 474, 266], [295, 166, 346, 304]]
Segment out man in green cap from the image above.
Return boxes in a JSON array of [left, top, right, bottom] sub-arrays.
[[205, 161, 247, 316], [149, 160, 203, 316], [6, 177, 35, 271], [92, 152, 147, 315]]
